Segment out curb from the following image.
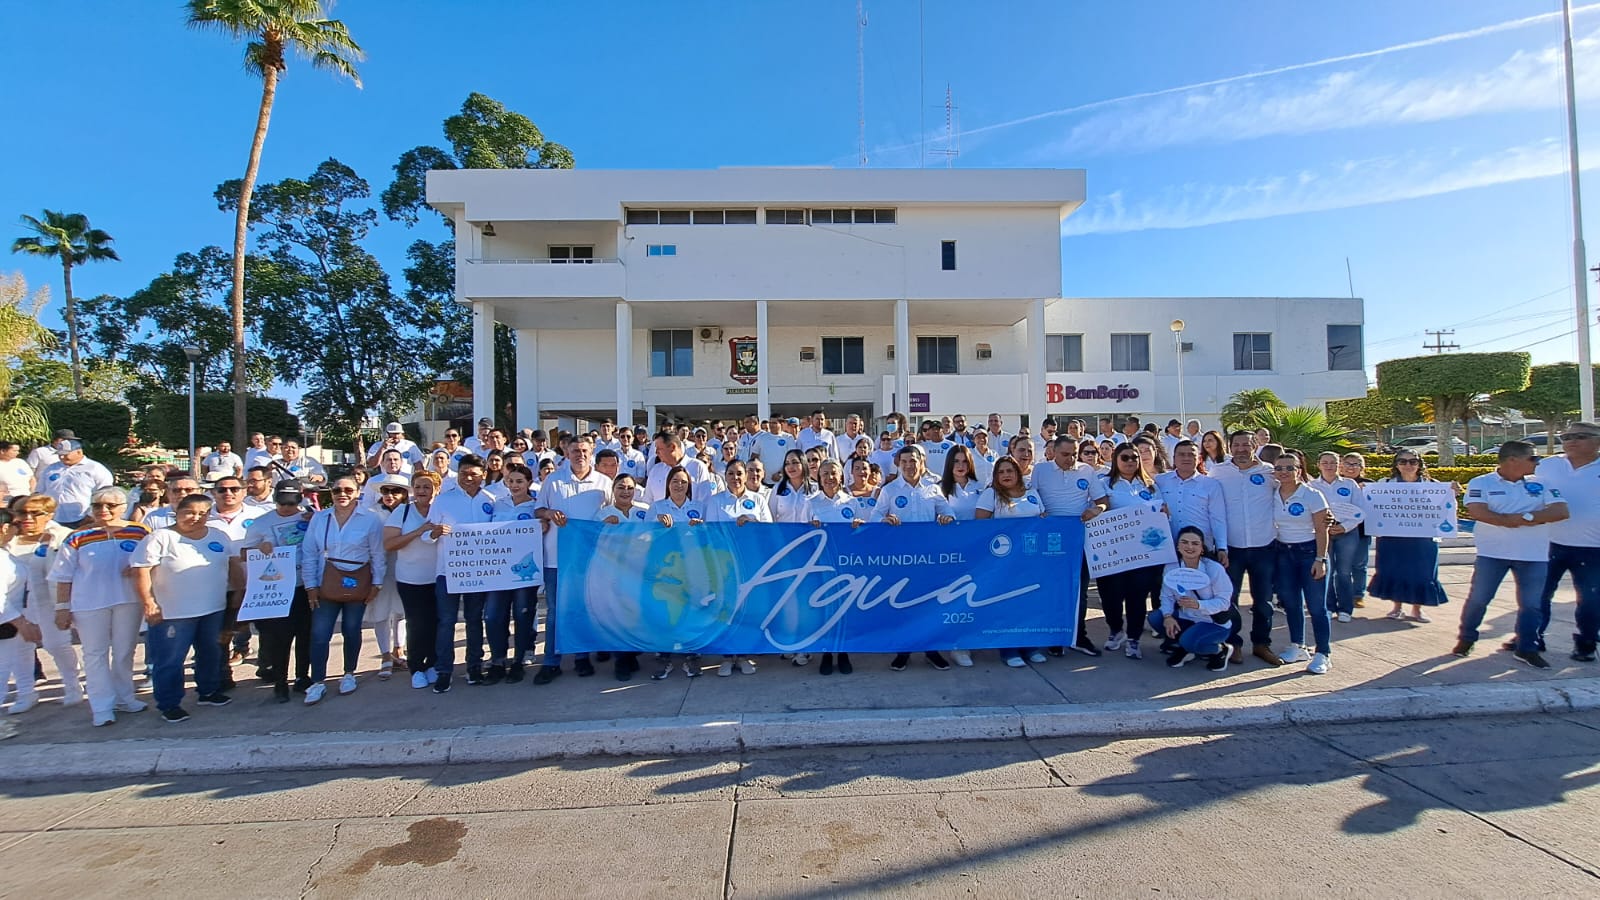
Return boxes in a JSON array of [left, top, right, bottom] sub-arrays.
[[2, 678, 1596, 782]]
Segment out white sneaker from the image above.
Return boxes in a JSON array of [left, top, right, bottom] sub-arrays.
[[717, 660, 735, 677], [1004, 655, 1027, 668], [1125, 640, 1142, 660], [792, 653, 811, 666], [1279, 645, 1311, 664], [951, 650, 974, 667], [1104, 633, 1128, 652], [411, 671, 429, 689], [114, 699, 147, 713], [304, 683, 327, 705], [1027, 650, 1048, 664], [738, 659, 757, 675], [92, 710, 115, 727], [7, 697, 36, 715], [339, 673, 358, 695], [1337, 612, 1353, 624], [1307, 652, 1331, 675]]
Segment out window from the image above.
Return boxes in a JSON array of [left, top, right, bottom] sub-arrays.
[[822, 337, 865, 375], [766, 208, 806, 224], [625, 208, 755, 225], [645, 244, 677, 256], [692, 210, 724, 225], [659, 210, 691, 224], [625, 209, 658, 225], [941, 240, 956, 271], [1110, 333, 1150, 371], [548, 245, 594, 264], [1233, 332, 1273, 371], [1046, 334, 1083, 371], [650, 330, 694, 377], [724, 209, 758, 224], [917, 336, 959, 374], [810, 208, 895, 224], [1327, 324, 1363, 371]]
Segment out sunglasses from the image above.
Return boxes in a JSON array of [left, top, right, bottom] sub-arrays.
[[1396, 458, 1420, 465], [1273, 465, 1300, 472], [214, 486, 242, 493], [1561, 433, 1599, 441], [379, 488, 408, 495], [332, 488, 358, 494], [91, 502, 125, 510]]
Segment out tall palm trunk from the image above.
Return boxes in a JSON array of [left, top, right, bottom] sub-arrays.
[[60, 257, 82, 399], [231, 67, 280, 450]]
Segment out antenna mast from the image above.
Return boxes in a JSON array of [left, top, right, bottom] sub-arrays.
[[928, 84, 960, 167], [857, 0, 867, 167]]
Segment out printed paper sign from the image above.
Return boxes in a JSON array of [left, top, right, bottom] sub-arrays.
[[443, 520, 545, 593], [1363, 482, 1458, 538], [1329, 501, 1365, 532], [1085, 504, 1177, 578], [238, 547, 297, 622], [1162, 565, 1211, 595]]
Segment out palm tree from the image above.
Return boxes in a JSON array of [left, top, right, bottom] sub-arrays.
[[1220, 388, 1287, 430], [0, 273, 56, 443], [11, 210, 118, 399], [1246, 405, 1356, 457], [186, 0, 363, 448]]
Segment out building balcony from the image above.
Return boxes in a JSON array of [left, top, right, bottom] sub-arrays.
[[462, 257, 626, 300]]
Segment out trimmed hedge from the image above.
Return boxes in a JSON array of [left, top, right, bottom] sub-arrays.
[[1364, 453, 1498, 469], [1426, 466, 1495, 487], [46, 400, 133, 444], [142, 393, 300, 450]]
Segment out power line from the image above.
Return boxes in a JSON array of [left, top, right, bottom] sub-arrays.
[[1508, 328, 1578, 352]]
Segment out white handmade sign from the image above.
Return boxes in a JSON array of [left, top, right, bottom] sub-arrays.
[[1363, 482, 1459, 538], [443, 520, 545, 593], [238, 547, 297, 622], [1162, 564, 1211, 595], [1085, 504, 1177, 578]]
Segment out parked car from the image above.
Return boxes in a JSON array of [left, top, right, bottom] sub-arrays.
[[1392, 436, 1470, 455], [1521, 433, 1563, 452]]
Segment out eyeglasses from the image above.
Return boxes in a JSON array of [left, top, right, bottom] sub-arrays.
[[332, 488, 358, 494], [268, 441, 283, 446], [379, 488, 408, 496], [1396, 458, 1421, 465], [91, 502, 125, 510], [1561, 433, 1600, 442], [1273, 465, 1300, 472]]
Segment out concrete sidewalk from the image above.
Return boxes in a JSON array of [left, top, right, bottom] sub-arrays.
[[2, 558, 1596, 780]]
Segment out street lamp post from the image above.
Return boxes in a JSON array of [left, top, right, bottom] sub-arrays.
[[183, 345, 202, 476], [1170, 319, 1186, 426]]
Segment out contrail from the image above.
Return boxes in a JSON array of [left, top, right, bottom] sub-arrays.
[[870, 2, 1600, 156]]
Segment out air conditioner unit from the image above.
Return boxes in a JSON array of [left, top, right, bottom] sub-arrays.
[[799, 346, 817, 361], [698, 326, 724, 343], [975, 343, 993, 360], [886, 344, 896, 360]]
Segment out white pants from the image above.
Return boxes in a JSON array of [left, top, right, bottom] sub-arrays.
[[76, 604, 143, 716], [14, 614, 84, 705], [0, 636, 30, 705]]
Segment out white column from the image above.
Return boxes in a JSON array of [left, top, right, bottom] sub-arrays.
[[647, 405, 658, 433], [894, 298, 911, 414], [515, 327, 539, 431], [472, 301, 496, 427], [756, 300, 771, 421], [616, 301, 633, 429], [1027, 298, 1047, 430]]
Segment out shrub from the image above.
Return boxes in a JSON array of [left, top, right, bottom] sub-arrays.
[[142, 393, 299, 449], [46, 400, 132, 444]]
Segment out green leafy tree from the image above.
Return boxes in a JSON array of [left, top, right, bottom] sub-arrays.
[[216, 158, 435, 456], [1220, 388, 1287, 430], [1246, 406, 1356, 457], [10, 210, 118, 399], [186, 0, 364, 450], [1326, 388, 1420, 436], [1492, 362, 1600, 437], [382, 93, 574, 423], [0, 272, 56, 443], [1377, 352, 1531, 465]]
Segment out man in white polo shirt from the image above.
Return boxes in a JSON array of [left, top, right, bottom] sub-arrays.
[[1210, 430, 1279, 666], [201, 440, 244, 484], [366, 423, 423, 473], [38, 439, 113, 526], [1156, 440, 1228, 554], [1535, 422, 1600, 662], [1034, 434, 1110, 656], [1455, 440, 1567, 669], [533, 436, 611, 682], [798, 410, 838, 460]]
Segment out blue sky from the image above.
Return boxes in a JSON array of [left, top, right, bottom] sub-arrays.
[[3, 0, 1598, 385]]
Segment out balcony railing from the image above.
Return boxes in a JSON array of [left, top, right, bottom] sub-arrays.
[[466, 257, 622, 265]]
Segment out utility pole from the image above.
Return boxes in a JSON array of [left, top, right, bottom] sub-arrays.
[[1423, 330, 1459, 354], [856, 0, 867, 167], [1563, 0, 1594, 420]]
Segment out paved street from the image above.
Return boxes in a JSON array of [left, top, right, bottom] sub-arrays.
[[2, 711, 1596, 898]]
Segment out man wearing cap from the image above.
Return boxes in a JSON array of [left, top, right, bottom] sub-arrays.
[[916, 419, 953, 479], [366, 423, 424, 473], [799, 410, 838, 460], [26, 429, 72, 472], [201, 440, 244, 484], [37, 439, 113, 526], [240, 480, 314, 701], [1536, 422, 1600, 662], [464, 418, 493, 455]]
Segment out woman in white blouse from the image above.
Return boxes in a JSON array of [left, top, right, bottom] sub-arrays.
[[300, 477, 386, 705], [768, 450, 816, 524], [386, 471, 441, 690], [1151, 525, 1235, 671], [1097, 445, 1168, 660], [872, 445, 956, 672], [4, 494, 79, 712], [977, 458, 1047, 668], [940, 446, 985, 523]]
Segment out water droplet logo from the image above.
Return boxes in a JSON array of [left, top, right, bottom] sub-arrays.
[[517, 512, 533, 520], [34, 545, 47, 557], [841, 508, 855, 520], [687, 509, 702, 520], [1440, 521, 1455, 532], [989, 534, 1013, 557], [481, 502, 494, 514], [340, 576, 358, 589], [895, 495, 908, 508], [1076, 478, 1089, 490], [1139, 490, 1152, 500], [634, 510, 646, 520], [119, 540, 138, 552], [1337, 487, 1351, 496]]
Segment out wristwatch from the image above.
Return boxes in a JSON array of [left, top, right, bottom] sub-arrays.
[[1522, 512, 1535, 522]]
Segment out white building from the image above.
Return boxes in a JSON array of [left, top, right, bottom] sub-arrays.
[[424, 168, 1365, 432]]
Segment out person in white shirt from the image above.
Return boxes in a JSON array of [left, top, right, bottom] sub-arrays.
[[986, 413, 1010, 451], [976, 456, 1048, 669], [593, 419, 623, 454], [1151, 526, 1236, 672], [1160, 420, 1185, 460], [1096, 445, 1168, 660], [241, 433, 276, 472], [871, 445, 956, 673], [366, 423, 424, 473], [751, 420, 795, 472], [242, 466, 276, 511], [939, 447, 984, 527], [1155, 441, 1229, 556], [1210, 431, 1280, 666], [1096, 417, 1124, 447], [361, 451, 410, 507], [0, 441, 35, 503], [1310, 451, 1366, 624], [915, 419, 954, 478], [968, 429, 999, 484], [38, 440, 113, 526], [868, 431, 899, 475], [596, 472, 652, 525], [1268, 450, 1333, 673], [1534, 422, 1600, 661], [798, 410, 838, 460], [807, 459, 861, 527], [300, 477, 385, 705], [26, 431, 67, 473], [131, 493, 239, 722], [239, 480, 314, 702], [385, 471, 443, 689], [646, 434, 717, 503], [1456, 440, 1569, 669], [200, 441, 244, 484], [0, 541, 36, 717], [143, 475, 201, 531], [534, 437, 612, 683], [278, 442, 326, 485], [483, 463, 541, 685], [4, 493, 79, 713], [1032, 435, 1111, 657], [833, 414, 867, 461], [768, 449, 817, 526], [708, 460, 773, 527], [422, 454, 498, 692], [463, 418, 492, 455]]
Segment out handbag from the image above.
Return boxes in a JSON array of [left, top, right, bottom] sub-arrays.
[[318, 514, 373, 603]]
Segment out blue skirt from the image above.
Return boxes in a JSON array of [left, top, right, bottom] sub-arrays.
[[1367, 537, 1448, 607]]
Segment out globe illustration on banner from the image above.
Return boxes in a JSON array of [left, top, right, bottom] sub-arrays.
[[578, 527, 747, 652]]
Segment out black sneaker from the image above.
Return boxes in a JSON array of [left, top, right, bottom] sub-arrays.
[[1166, 649, 1192, 668], [196, 693, 232, 707], [1572, 647, 1598, 663], [615, 660, 634, 682], [575, 658, 596, 677], [532, 666, 561, 685], [594, 651, 612, 662], [1046, 646, 1066, 657], [925, 651, 951, 671], [1070, 637, 1102, 658], [819, 654, 835, 676], [1513, 650, 1551, 670], [482, 665, 505, 686], [162, 707, 191, 724], [889, 653, 910, 672], [465, 668, 484, 685], [1205, 651, 1229, 672], [1451, 640, 1474, 658], [504, 663, 525, 683], [273, 685, 291, 704], [837, 653, 853, 675], [292, 677, 313, 694], [432, 672, 452, 693]]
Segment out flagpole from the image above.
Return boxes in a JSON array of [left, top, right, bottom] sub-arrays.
[[1562, 0, 1594, 420]]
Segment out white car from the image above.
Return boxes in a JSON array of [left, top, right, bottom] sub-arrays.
[[1392, 436, 1470, 455]]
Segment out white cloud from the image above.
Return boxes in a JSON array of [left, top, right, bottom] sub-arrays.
[[1061, 139, 1571, 236]]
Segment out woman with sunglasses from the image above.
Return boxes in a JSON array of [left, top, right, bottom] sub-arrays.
[[5, 494, 81, 712], [1269, 451, 1333, 673], [1098, 445, 1169, 659], [869, 431, 899, 475], [300, 477, 386, 704], [872, 444, 957, 672], [1367, 452, 1449, 622], [47, 487, 151, 726], [1076, 440, 1102, 474]]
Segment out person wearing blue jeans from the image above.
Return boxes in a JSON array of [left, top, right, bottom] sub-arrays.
[[1267, 452, 1333, 674], [434, 580, 490, 685], [484, 585, 537, 683], [1326, 528, 1363, 618], [418, 455, 498, 694], [537, 567, 588, 677], [1534, 425, 1600, 662], [300, 478, 387, 704], [1225, 544, 1277, 662], [146, 609, 225, 716], [1153, 527, 1234, 672], [1274, 538, 1331, 665], [533, 437, 612, 684], [1454, 441, 1568, 669], [1539, 543, 1600, 661], [309, 598, 366, 686]]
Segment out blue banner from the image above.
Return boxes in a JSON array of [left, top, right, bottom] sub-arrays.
[[554, 518, 1083, 654]]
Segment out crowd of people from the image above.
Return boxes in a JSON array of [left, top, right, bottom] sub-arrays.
[[1, 410, 1595, 729]]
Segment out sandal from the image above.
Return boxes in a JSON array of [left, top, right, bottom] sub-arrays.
[[1407, 612, 1432, 624], [1385, 609, 1406, 621], [378, 659, 394, 680]]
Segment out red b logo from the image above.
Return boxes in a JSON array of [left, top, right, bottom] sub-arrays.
[[1046, 383, 1064, 404]]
